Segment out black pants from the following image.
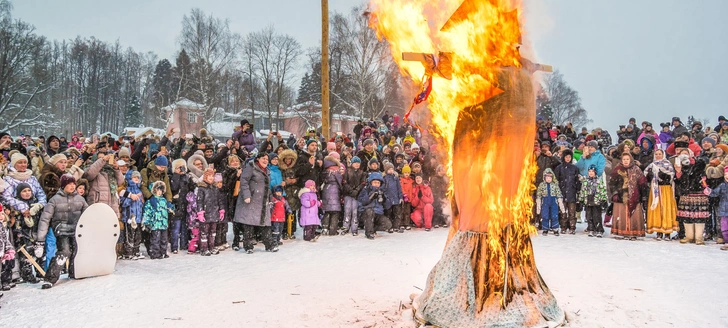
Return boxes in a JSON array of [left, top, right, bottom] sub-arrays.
[[199, 223, 218, 253], [142, 229, 151, 256], [585, 205, 604, 233], [124, 224, 142, 257], [401, 202, 412, 228], [215, 222, 228, 246], [433, 198, 447, 226], [1, 256, 14, 285], [149, 229, 169, 259], [232, 222, 244, 247], [46, 235, 75, 285], [242, 224, 273, 251], [271, 222, 284, 244], [361, 208, 393, 235], [386, 204, 403, 228], [17, 238, 40, 282], [322, 211, 341, 234], [180, 217, 190, 250]]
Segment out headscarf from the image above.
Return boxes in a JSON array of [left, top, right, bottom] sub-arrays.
[[643, 151, 675, 210]]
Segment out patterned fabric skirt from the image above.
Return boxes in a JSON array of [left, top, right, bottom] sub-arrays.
[[611, 203, 645, 237], [677, 193, 711, 223], [646, 186, 678, 234]]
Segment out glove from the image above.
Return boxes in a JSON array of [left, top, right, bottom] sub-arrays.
[[701, 177, 708, 189], [399, 199, 403, 204], [310, 200, 317, 207], [29, 203, 43, 216], [129, 218, 138, 230], [142, 224, 150, 232], [24, 215, 35, 228], [219, 209, 225, 220], [403, 193, 409, 202], [34, 241, 45, 258], [704, 187, 712, 196], [197, 211, 206, 223], [2, 249, 15, 261]]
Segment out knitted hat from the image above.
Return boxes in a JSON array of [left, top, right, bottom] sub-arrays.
[[672, 117, 681, 123], [367, 171, 384, 183], [131, 171, 142, 179], [363, 139, 375, 147], [326, 142, 336, 151], [48, 154, 67, 166], [368, 157, 379, 166], [412, 162, 422, 169], [383, 161, 394, 172], [172, 159, 187, 172], [411, 142, 420, 150], [118, 147, 131, 158], [214, 173, 223, 182], [402, 164, 411, 174], [588, 164, 597, 173], [351, 156, 361, 164], [328, 151, 340, 160], [304, 179, 316, 189], [10, 152, 28, 169], [273, 185, 284, 193], [154, 155, 169, 167], [60, 174, 76, 190], [306, 139, 318, 147], [15, 183, 31, 198], [268, 152, 279, 161], [702, 137, 717, 148], [586, 140, 599, 149]]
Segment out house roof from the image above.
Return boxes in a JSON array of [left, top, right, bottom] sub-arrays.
[[162, 98, 207, 112]]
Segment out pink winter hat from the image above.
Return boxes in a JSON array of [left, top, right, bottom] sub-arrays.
[[724, 166, 728, 173], [328, 151, 340, 160], [305, 180, 316, 189], [326, 142, 336, 152]]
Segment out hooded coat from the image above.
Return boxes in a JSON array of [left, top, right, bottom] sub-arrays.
[[3, 168, 47, 213], [186, 151, 209, 183], [298, 187, 320, 226], [382, 172, 404, 210], [140, 160, 172, 202], [196, 180, 226, 223], [233, 160, 271, 226], [358, 173, 386, 215], [37, 189, 89, 241], [142, 181, 172, 230], [636, 135, 655, 171], [278, 149, 298, 171], [554, 150, 581, 203], [320, 156, 343, 212]]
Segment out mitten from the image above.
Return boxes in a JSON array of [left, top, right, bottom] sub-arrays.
[[219, 209, 225, 220], [24, 215, 35, 228], [403, 193, 409, 202], [536, 198, 542, 215], [34, 241, 45, 258], [2, 249, 15, 261], [704, 187, 712, 196], [197, 211, 206, 223], [309, 200, 317, 207], [29, 203, 43, 216], [557, 199, 566, 214]]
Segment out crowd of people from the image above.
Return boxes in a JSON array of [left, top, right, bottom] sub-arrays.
[[1, 111, 728, 296]]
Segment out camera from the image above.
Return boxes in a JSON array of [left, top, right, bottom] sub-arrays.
[[9, 142, 20, 150], [376, 190, 384, 203], [677, 154, 690, 167]]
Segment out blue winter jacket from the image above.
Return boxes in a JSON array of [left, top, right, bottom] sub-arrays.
[[575, 151, 606, 177], [382, 173, 403, 210], [121, 180, 144, 223], [358, 185, 385, 215], [268, 164, 283, 191], [708, 181, 728, 217]]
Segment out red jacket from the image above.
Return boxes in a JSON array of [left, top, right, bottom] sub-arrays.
[[271, 196, 289, 222], [666, 138, 702, 156], [410, 183, 434, 210]]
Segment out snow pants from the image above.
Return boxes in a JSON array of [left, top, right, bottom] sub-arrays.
[[541, 197, 560, 230], [242, 224, 273, 251], [232, 222, 244, 248], [271, 222, 284, 244], [215, 222, 228, 247], [585, 205, 604, 233], [559, 202, 577, 231], [17, 237, 41, 282], [343, 196, 359, 233], [168, 219, 181, 252], [401, 202, 411, 228], [1, 257, 14, 285], [322, 211, 341, 235], [149, 229, 168, 259], [386, 204, 404, 229], [124, 224, 142, 257], [199, 223, 217, 253], [361, 208, 393, 235], [411, 204, 433, 229], [721, 216, 728, 242], [303, 225, 318, 241], [188, 227, 200, 253], [46, 235, 75, 285]]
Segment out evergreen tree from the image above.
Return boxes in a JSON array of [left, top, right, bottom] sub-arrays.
[[125, 95, 142, 127], [173, 49, 193, 101], [152, 59, 173, 108]]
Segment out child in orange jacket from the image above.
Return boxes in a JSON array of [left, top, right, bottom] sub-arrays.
[[399, 165, 414, 230]]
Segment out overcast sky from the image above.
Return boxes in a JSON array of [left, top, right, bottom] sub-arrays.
[[12, 0, 728, 132]]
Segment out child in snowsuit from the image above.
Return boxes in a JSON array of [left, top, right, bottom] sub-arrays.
[[270, 185, 292, 246], [357, 172, 393, 239], [399, 165, 414, 230], [536, 168, 566, 236], [11, 183, 43, 283], [579, 165, 608, 237], [194, 170, 226, 256], [554, 150, 581, 234], [704, 167, 728, 251], [342, 156, 366, 235], [0, 204, 16, 291], [120, 171, 144, 259], [299, 180, 322, 242], [382, 162, 404, 233], [410, 174, 434, 230], [320, 155, 343, 235], [186, 177, 201, 254], [142, 181, 173, 259]]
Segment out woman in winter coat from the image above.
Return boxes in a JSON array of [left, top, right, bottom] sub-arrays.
[[85, 154, 125, 219], [643, 149, 678, 240], [40, 154, 84, 200], [169, 159, 192, 253], [186, 150, 208, 183], [222, 155, 243, 249], [298, 180, 321, 241], [554, 150, 580, 234], [233, 153, 277, 253], [674, 147, 709, 244], [3, 153, 47, 216], [410, 174, 434, 230], [609, 152, 647, 240], [36, 174, 88, 289], [320, 154, 343, 235]]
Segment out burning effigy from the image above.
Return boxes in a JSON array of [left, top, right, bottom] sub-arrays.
[[369, 0, 566, 327]]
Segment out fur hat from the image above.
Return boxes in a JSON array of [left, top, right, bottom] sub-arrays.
[[278, 149, 298, 170], [10, 152, 28, 169], [48, 154, 67, 166], [118, 147, 131, 158], [60, 174, 76, 190], [716, 144, 728, 155], [131, 171, 142, 179], [151, 181, 166, 194], [402, 164, 411, 174], [172, 159, 187, 172]]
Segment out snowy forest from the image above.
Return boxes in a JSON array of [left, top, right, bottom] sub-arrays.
[[0, 1, 405, 136]]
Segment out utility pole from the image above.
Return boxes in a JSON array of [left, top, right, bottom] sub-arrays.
[[321, 0, 330, 140]]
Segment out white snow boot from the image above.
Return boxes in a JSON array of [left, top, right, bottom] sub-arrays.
[[680, 223, 695, 244], [695, 223, 705, 245]]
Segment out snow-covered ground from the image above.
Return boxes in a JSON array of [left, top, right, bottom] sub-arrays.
[[1, 223, 727, 328]]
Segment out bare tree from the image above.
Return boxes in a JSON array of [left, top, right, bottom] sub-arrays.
[[178, 8, 241, 126], [540, 70, 591, 128]]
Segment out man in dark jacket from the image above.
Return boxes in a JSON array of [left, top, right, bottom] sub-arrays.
[[293, 139, 322, 188], [713, 115, 727, 134], [356, 139, 382, 172], [671, 117, 689, 138], [357, 172, 393, 239], [554, 150, 580, 233], [535, 141, 561, 186]]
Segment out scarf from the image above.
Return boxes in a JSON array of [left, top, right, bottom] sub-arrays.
[[644, 159, 675, 210], [615, 162, 643, 215], [7, 168, 33, 182]]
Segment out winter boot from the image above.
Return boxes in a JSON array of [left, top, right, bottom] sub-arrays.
[[717, 237, 725, 244], [339, 228, 349, 235], [542, 230, 548, 236], [365, 234, 375, 240], [695, 224, 705, 245], [721, 245, 728, 251], [321, 229, 329, 236], [680, 223, 695, 244], [266, 246, 279, 252], [554, 230, 560, 236], [588, 231, 594, 237], [596, 233, 603, 238]]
